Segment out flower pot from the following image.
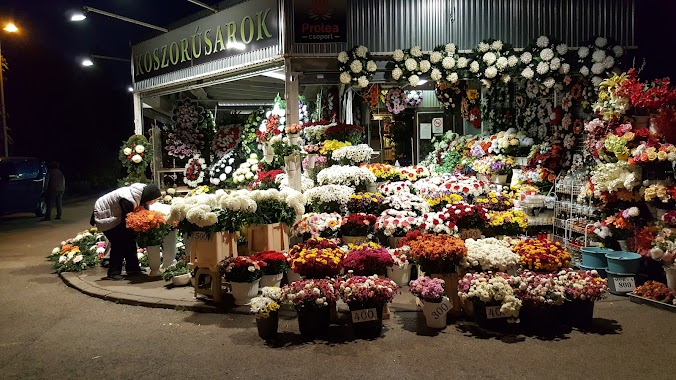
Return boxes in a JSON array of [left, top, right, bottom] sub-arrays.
[[260, 273, 284, 288], [256, 311, 279, 340], [617, 240, 628, 252], [306, 154, 317, 170], [171, 273, 190, 286], [229, 279, 260, 305], [563, 299, 594, 327], [581, 247, 612, 268], [146, 245, 162, 277], [348, 303, 384, 338], [387, 264, 410, 287], [494, 174, 508, 185], [519, 303, 563, 332], [459, 228, 482, 240], [605, 251, 640, 274], [296, 306, 331, 339], [665, 267, 676, 290], [606, 270, 636, 295], [263, 142, 274, 164], [289, 133, 301, 145], [161, 230, 177, 271], [343, 236, 369, 245], [388, 236, 403, 249], [421, 298, 449, 329], [430, 273, 462, 317], [473, 301, 510, 329], [286, 268, 302, 284]]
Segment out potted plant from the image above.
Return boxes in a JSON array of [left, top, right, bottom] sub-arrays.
[[305, 184, 354, 214], [248, 188, 306, 252], [458, 272, 522, 328], [253, 250, 289, 288], [649, 220, 676, 290], [387, 247, 411, 286], [340, 213, 377, 245], [126, 208, 172, 276], [512, 271, 567, 332], [374, 209, 422, 248], [218, 256, 266, 305], [408, 276, 448, 329], [555, 269, 607, 327], [338, 275, 398, 338], [292, 212, 343, 240], [282, 279, 338, 339], [462, 238, 521, 273], [513, 239, 571, 273], [341, 242, 394, 276], [487, 210, 529, 236], [161, 260, 190, 286], [289, 238, 344, 279], [250, 287, 282, 340]]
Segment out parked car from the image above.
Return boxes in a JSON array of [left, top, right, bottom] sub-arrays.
[[0, 157, 47, 217]]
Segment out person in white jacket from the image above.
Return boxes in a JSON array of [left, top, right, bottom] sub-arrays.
[[90, 183, 161, 280]]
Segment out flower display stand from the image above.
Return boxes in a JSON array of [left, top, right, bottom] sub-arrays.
[[459, 228, 482, 240], [343, 236, 369, 245], [247, 223, 289, 253], [187, 231, 238, 270], [146, 245, 162, 277], [192, 267, 223, 302], [161, 230, 177, 271], [430, 273, 463, 318]]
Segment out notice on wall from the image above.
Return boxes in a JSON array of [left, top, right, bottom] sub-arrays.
[[432, 117, 444, 134], [420, 123, 432, 140]]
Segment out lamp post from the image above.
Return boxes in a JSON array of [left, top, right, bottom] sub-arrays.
[[70, 7, 168, 32], [1, 22, 18, 157]]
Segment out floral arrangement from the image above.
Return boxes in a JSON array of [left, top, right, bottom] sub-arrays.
[[616, 68, 676, 112], [285, 123, 303, 135], [316, 165, 376, 191], [471, 155, 514, 175], [404, 90, 424, 106], [513, 239, 571, 272], [49, 228, 104, 273], [119, 135, 153, 184], [633, 281, 676, 305], [340, 213, 377, 237], [429, 43, 463, 83], [165, 98, 207, 159], [554, 269, 608, 301], [248, 188, 306, 227], [304, 143, 323, 155], [463, 238, 520, 272], [252, 251, 289, 275], [378, 181, 413, 196], [241, 108, 266, 155], [347, 192, 385, 215], [575, 36, 623, 88], [458, 272, 522, 318], [125, 208, 171, 247], [435, 82, 464, 109], [320, 139, 352, 155], [324, 124, 364, 145], [664, 211, 676, 227], [389, 46, 431, 87], [218, 256, 266, 283], [231, 155, 260, 186], [440, 202, 489, 230], [488, 210, 529, 236], [304, 184, 354, 213], [303, 121, 333, 144], [592, 207, 639, 240], [331, 144, 374, 165], [421, 191, 464, 212], [385, 88, 407, 114], [169, 190, 257, 234], [338, 45, 378, 88], [341, 243, 394, 275], [250, 169, 285, 190], [409, 276, 446, 302], [184, 155, 208, 188], [257, 96, 285, 143], [361, 164, 400, 182], [338, 275, 398, 306], [650, 227, 676, 268], [590, 161, 641, 196], [382, 193, 431, 215], [419, 211, 457, 235], [209, 151, 238, 187], [644, 182, 676, 205], [593, 72, 629, 121], [405, 232, 468, 273], [469, 39, 518, 88], [630, 142, 676, 165], [512, 271, 566, 307], [289, 244, 343, 279], [292, 212, 343, 239], [488, 129, 534, 156], [211, 124, 241, 157], [398, 166, 431, 181], [389, 247, 410, 268], [374, 209, 421, 237], [250, 292, 281, 319], [519, 35, 570, 88], [282, 279, 338, 309], [474, 191, 514, 211]]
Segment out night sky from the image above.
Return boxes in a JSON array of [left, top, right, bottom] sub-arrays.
[[0, 0, 674, 192]]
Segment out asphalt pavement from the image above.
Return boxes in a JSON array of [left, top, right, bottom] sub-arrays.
[[1, 200, 676, 380]]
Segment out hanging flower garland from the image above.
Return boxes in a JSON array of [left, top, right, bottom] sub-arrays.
[[242, 108, 266, 155], [385, 88, 407, 114], [389, 46, 432, 87], [165, 98, 207, 159], [575, 36, 624, 88], [184, 155, 207, 188], [430, 43, 466, 84], [211, 124, 241, 158], [338, 45, 377, 88], [404, 90, 424, 107], [519, 35, 571, 90], [435, 82, 464, 109], [468, 39, 519, 88]]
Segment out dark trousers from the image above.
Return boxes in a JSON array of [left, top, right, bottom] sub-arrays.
[[103, 224, 140, 276], [45, 191, 64, 219]]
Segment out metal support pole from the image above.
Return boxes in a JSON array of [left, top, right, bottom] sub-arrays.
[[133, 92, 144, 135], [0, 39, 8, 157], [187, 0, 218, 12], [83, 6, 169, 32], [284, 57, 299, 125]]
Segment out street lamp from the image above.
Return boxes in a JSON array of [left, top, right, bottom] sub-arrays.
[[70, 12, 87, 22], [80, 54, 130, 68], [69, 6, 168, 32], [81, 58, 94, 67], [1, 21, 19, 157]]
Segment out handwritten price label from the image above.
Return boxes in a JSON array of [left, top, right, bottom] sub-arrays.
[[192, 231, 210, 241], [429, 297, 453, 320], [351, 308, 378, 323], [485, 305, 507, 320], [613, 277, 636, 292]]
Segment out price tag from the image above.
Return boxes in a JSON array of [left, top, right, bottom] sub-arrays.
[[192, 231, 210, 241], [613, 277, 636, 292], [428, 297, 453, 320], [485, 305, 507, 319], [351, 308, 378, 323]]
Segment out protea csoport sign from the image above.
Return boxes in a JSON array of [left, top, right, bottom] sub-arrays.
[[132, 0, 279, 81], [294, 0, 346, 43]]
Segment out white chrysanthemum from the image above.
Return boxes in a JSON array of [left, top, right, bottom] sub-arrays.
[[337, 51, 349, 63], [591, 62, 605, 75], [430, 68, 442, 81], [521, 67, 534, 79], [506, 55, 518, 67], [491, 40, 503, 51], [355, 45, 368, 58], [123, 147, 132, 156], [536, 35, 549, 47], [536, 61, 549, 74], [393, 49, 405, 62], [409, 74, 420, 87], [366, 60, 377, 72], [559, 63, 571, 74], [419, 60, 431, 73], [495, 56, 508, 70], [405, 58, 418, 71], [449, 72, 459, 83], [595, 37, 608, 47], [350, 60, 363, 73], [592, 76, 603, 87], [613, 45, 624, 57], [480, 79, 492, 88], [445, 43, 456, 54], [135, 145, 145, 154], [430, 51, 442, 64], [357, 76, 369, 88], [457, 57, 468, 68], [391, 67, 403, 80], [485, 66, 498, 79], [442, 56, 455, 69], [477, 42, 489, 53], [410, 46, 423, 57], [550, 57, 561, 70], [520, 51, 533, 64], [543, 77, 555, 88], [540, 48, 554, 61], [592, 49, 606, 63], [483, 52, 497, 65], [339, 71, 352, 84], [501, 74, 511, 84], [580, 65, 590, 76], [556, 43, 568, 55], [469, 60, 480, 73], [603, 56, 615, 69], [131, 154, 142, 163], [578, 46, 590, 59]]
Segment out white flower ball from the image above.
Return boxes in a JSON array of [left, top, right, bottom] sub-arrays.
[[430, 68, 442, 81], [52, 247, 60, 255], [366, 60, 377, 72], [131, 154, 143, 163], [477, 42, 489, 53], [559, 63, 571, 74], [219, 173, 227, 181], [357, 76, 369, 88], [506, 55, 518, 67], [536, 35, 550, 47], [337, 51, 349, 63], [603, 56, 615, 69], [430, 51, 442, 64], [485, 66, 498, 79], [580, 65, 590, 76], [350, 60, 363, 73], [550, 57, 561, 70], [536, 61, 550, 74], [339, 71, 351, 84], [556, 44, 568, 55], [496, 56, 508, 70], [449, 72, 459, 83], [419, 60, 431, 73], [543, 77, 555, 88], [409, 74, 420, 87], [578, 46, 590, 59], [613, 45, 624, 57], [225, 166, 233, 174], [591, 62, 605, 75], [442, 56, 455, 69], [167, 188, 176, 195], [393, 49, 404, 62], [245, 172, 254, 180], [135, 145, 145, 154], [404, 58, 418, 71], [123, 147, 132, 156], [592, 76, 603, 87], [391, 67, 403, 80], [457, 57, 468, 68], [595, 37, 608, 47], [520, 51, 533, 64], [445, 43, 456, 54], [501, 74, 511, 84], [410, 46, 423, 57], [355, 45, 368, 58], [469, 61, 480, 73], [592, 49, 606, 63], [483, 52, 497, 65], [521, 67, 534, 79], [491, 40, 503, 51]]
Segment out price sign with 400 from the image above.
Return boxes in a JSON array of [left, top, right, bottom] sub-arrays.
[[351, 308, 378, 323]]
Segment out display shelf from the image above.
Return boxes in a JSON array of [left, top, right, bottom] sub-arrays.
[[629, 293, 676, 312], [553, 174, 597, 265]]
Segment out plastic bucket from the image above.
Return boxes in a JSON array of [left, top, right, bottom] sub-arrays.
[[606, 270, 636, 296], [579, 264, 607, 279], [605, 251, 641, 274], [581, 247, 613, 268]]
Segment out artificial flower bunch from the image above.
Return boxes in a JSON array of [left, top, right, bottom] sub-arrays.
[[438, 175, 490, 199], [473, 191, 514, 211], [250, 169, 285, 190], [575, 36, 624, 88], [418, 211, 458, 235], [331, 144, 374, 165], [513, 239, 571, 272], [218, 256, 266, 283], [593, 72, 629, 121], [252, 251, 290, 275], [282, 278, 339, 309], [471, 155, 514, 175], [409, 276, 446, 302], [303, 121, 333, 144], [125, 208, 172, 247], [346, 192, 385, 215], [398, 166, 431, 181], [361, 163, 400, 182], [289, 242, 344, 279], [405, 232, 468, 273], [338, 275, 398, 307], [435, 81, 464, 109], [337, 45, 378, 88], [209, 151, 238, 187], [384, 88, 407, 114], [650, 227, 676, 268], [644, 182, 675, 205], [320, 139, 352, 155], [183, 155, 207, 188], [249, 188, 306, 227], [554, 269, 608, 301], [257, 97, 285, 143], [458, 272, 522, 318], [404, 90, 424, 106], [374, 209, 421, 237], [341, 243, 394, 275], [511, 271, 566, 307], [304, 184, 354, 213], [463, 238, 521, 272], [488, 129, 534, 156], [421, 191, 464, 212], [231, 154, 260, 186], [285, 123, 304, 135], [382, 193, 431, 215], [468, 38, 518, 87], [664, 211, 676, 227], [488, 210, 529, 236], [590, 161, 641, 196], [388, 247, 410, 268], [211, 124, 241, 157], [440, 202, 489, 230], [323, 123, 364, 145], [340, 213, 378, 237], [378, 181, 413, 196], [630, 142, 676, 165], [615, 68, 676, 112], [592, 207, 639, 240], [316, 165, 376, 190], [292, 212, 343, 239], [241, 108, 265, 155], [250, 287, 281, 319], [520, 35, 570, 88], [390, 45, 432, 87], [429, 43, 463, 84]]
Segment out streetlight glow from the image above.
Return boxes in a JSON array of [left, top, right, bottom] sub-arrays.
[[3, 23, 18, 33], [127, 86, 134, 92], [70, 13, 87, 22], [81, 58, 94, 67]]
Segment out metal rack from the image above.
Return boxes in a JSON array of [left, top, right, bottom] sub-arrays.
[[553, 175, 597, 267]]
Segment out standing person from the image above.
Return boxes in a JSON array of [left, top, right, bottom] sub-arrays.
[[90, 183, 162, 280], [42, 162, 65, 221]]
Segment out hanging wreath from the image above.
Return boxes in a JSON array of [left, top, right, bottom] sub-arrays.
[[519, 35, 571, 90], [404, 90, 423, 107], [165, 98, 208, 159], [389, 46, 431, 87], [209, 150, 239, 188], [242, 108, 266, 155], [435, 82, 464, 109], [361, 84, 380, 110], [574, 36, 624, 89], [212, 124, 241, 157], [338, 45, 377, 88], [184, 155, 207, 188], [385, 88, 406, 114], [461, 88, 482, 128], [119, 134, 153, 184], [429, 43, 465, 84], [468, 39, 519, 88]]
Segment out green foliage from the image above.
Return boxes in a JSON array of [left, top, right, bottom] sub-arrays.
[[162, 260, 189, 281], [119, 135, 153, 185]]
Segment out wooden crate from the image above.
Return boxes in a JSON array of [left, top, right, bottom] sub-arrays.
[[187, 231, 238, 271], [247, 223, 290, 253]]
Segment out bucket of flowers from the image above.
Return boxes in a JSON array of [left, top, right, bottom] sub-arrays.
[[463, 238, 521, 273], [282, 279, 338, 339], [253, 250, 289, 288], [292, 212, 343, 240], [409, 276, 449, 329], [374, 209, 422, 248], [340, 213, 377, 245], [513, 239, 571, 273], [458, 271, 522, 328], [512, 271, 567, 332], [305, 184, 354, 213], [250, 286, 282, 341], [247, 188, 306, 253], [289, 238, 344, 279], [440, 202, 489, 240], [555, 269, 607, 327], [487, 210, 529, 237], [341, 242, 394, 276], [387, 247, 411, 286], [347, 192, 386, 215], [338, 275, 398, 338], [126, 208, 172, 276], [218, 256, 266, 305]]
